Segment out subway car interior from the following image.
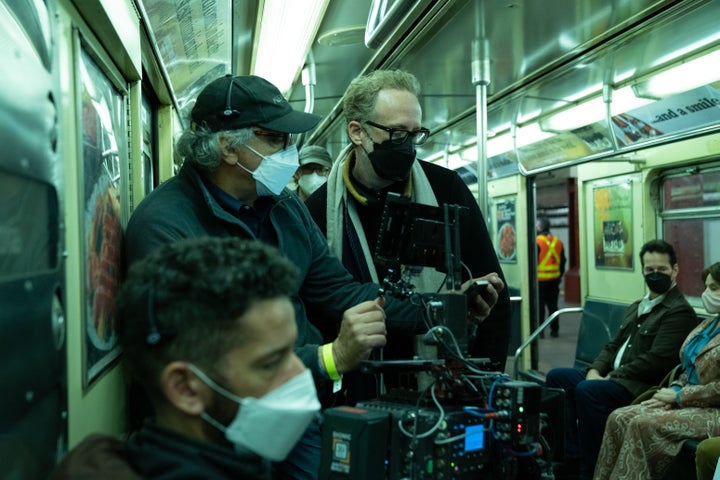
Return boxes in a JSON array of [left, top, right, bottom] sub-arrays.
[[1, 0, 719, 478]]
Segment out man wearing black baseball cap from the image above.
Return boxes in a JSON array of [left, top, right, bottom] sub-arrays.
[[190, 74, 321, 134], [123, 75, 437, 478]]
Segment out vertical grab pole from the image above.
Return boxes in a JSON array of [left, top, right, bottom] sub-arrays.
[[472, 0, 491, 220]]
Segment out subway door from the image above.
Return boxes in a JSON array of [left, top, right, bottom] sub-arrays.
[[0, 1, 66, 479]]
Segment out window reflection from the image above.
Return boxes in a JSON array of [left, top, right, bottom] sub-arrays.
[[663, 170, 720, 210], [663, 218, 720, 297], [661, 167, 720, 298]]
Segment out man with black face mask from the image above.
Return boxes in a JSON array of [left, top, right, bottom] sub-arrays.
[[545, 239, 697, 480], [304, 69, 511, 404]]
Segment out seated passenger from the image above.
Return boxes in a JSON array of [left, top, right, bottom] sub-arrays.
[[52, 237, 321, 479], [595, 261, 720, 479], [546, 239, 697, 480]]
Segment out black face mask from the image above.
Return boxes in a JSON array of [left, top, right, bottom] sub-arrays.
[[644, 271, 672, 294], [367, 137, 416, 182]]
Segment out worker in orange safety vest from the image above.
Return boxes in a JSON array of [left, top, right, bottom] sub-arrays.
[[536, 216, 566, 338]]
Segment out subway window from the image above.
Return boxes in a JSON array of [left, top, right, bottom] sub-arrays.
[[659, 165, 720, 298]]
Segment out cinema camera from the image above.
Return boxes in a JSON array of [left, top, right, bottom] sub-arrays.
[[320, 194, 558, 480]]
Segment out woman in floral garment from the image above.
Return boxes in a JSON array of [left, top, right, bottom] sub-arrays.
[[594, 262, 720, 480]]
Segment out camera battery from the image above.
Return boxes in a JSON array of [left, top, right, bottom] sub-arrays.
[[320, 406, 389, 479]]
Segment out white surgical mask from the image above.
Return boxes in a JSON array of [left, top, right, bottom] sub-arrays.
[[702, 290, 720, 314], [188, 365, 320, 461], [297, 172, 327, 197], [236, 144, 299, 196]]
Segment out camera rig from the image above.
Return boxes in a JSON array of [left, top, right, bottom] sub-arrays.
[[320, 193, 561, 479]]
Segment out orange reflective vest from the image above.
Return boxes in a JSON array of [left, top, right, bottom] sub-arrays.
[[537, 234, 563, 281]]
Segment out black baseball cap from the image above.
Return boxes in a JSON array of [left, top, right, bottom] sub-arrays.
[[191, 74, 321, 133]]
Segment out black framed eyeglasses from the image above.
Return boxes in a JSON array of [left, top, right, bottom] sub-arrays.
[[252, 130, 292, 150], [365, 120, 430, 146]]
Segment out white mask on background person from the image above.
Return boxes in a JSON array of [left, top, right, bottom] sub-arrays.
[[702, 289, 720, 314], [297, 172, 327, 196], [188, 365, 320, 461], [236, 144, 299, 196]]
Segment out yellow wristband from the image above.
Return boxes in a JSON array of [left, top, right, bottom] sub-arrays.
[[322, 343, 342, 381]]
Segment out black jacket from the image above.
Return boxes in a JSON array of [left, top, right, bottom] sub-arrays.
[[125, 424, 271, 480], [305, 159, 512, 368], [591, 285, 697, 398], [50, 426, 269, 480]]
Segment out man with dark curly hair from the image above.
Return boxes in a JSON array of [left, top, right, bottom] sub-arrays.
[[53, 237, 320, 479]]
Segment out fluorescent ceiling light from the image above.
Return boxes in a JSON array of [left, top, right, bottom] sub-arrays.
[[487, 133, 513, 157], [516, 123, 553, 148], [565, 83, 602, 103], [445, 152, 475, 171], [634, 48, 720, 99], [516, 109, 541, 124], [610, 86, 654, 114], [540, 97, 606, 132], [538, 86, 654, 132], [252, 0, 329, 94]]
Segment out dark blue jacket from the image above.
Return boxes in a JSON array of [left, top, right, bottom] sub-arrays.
[[305, 159, 512, 367]]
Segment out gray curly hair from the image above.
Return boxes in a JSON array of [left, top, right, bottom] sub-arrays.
[[175, 125, 254, 171]]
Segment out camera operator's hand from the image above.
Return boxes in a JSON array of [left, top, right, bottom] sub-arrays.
[[331, 298, 387, 374], [464, 273, 504, 323]]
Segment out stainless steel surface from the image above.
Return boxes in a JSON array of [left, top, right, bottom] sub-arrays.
[[137, 0, 720, 170], [513, 307, 583, 379]]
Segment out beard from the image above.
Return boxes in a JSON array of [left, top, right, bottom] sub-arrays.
[[201, 391, 239, 447]]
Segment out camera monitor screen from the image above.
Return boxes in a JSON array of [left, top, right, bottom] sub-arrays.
[[374, 193, 467, 274]]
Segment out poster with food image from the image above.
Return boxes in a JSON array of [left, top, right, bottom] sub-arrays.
[[79, 43, 125, 386], [495, 197, 517, 263]]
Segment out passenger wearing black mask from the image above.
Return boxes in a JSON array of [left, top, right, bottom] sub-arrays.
[[546, 239, 697, 480], [304, 69, 511, 405]]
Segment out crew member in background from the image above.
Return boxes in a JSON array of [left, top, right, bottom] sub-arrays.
[[305, 69, 511, 403], [536, 216, 566, 338], [293, 145, 332, 201]]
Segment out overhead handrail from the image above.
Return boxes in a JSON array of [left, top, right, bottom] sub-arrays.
[[513, 307, 583, 379]]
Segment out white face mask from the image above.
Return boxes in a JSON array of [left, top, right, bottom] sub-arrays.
[[236, 144, 299, 196], [297, 172, 327, 196], [702, 290, 720, 314], [188, 365, 320, 461]]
